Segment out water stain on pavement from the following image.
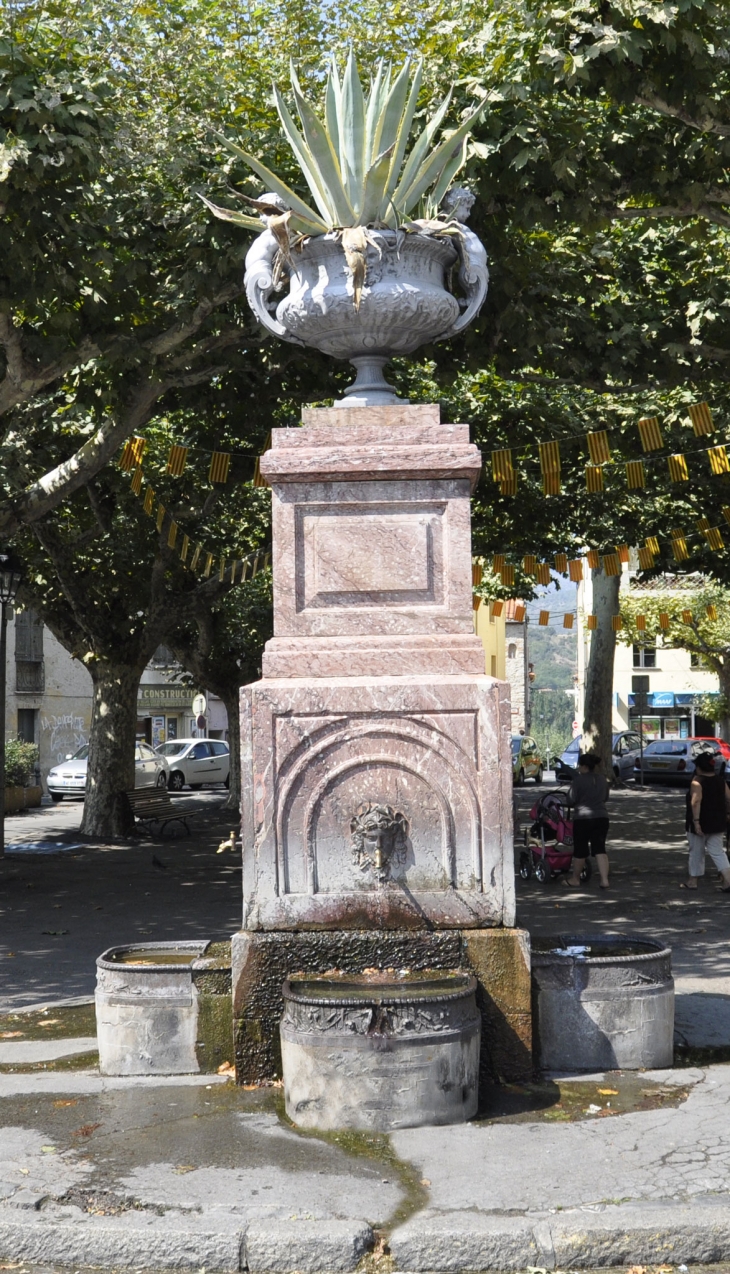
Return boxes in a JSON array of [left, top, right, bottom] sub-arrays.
[[477, 1073, 690, 1123]]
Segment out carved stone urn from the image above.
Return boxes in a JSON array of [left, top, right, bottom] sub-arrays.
[[244, 225, 488, 406]]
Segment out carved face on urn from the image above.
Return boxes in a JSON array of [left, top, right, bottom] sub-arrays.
[[350, 803, 408, 884]]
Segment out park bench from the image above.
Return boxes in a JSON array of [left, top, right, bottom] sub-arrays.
[[124, 787, 198, 839]]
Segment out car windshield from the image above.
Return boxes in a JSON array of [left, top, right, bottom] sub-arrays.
[[70, 746, 89, 760], [644, 741, 687, 755], [691, 741, 719, 758], [156, 743, 188, 756], [511, 738, 522, 754], [563, 739, 580, 755]]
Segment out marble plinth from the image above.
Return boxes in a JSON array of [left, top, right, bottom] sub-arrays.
[[240, 404, 514, 935]]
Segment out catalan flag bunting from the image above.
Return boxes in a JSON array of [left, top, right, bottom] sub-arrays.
[[156, 503, 165, 532], [492, 554, 505, 575], [167, 520, 178, 549], [180, 534, 190, 563], [671, 532, 689, 562], [554, 553, 568, 574], [587, 431, 611, 465], [646, 536, 660, 556], [638, 417, 663, 452], [538, 610, 550, 626], [130, 466, 144, 496], [569, 559, 583, 583], [536, 564, 551, 586], [120, 436, 146, 471], [587, 614, 598, 630], [708, 446, 729, 475], [585, 465, 604, 493], [563, 613, 574, 629], [473, 561, 484, 587], [626, 460, 645, 490], [723, 507, 730, 527], [499, 475, 518, 496], [668, 454, 689, 483], [190, 544, 202, 571], [611, 616, 623, 632], [707, 604, 718, 621], [166, 444, 188, 477], [491, 600, 504, 617], [491, 449, 514, 482], [209, 451, 231, 484], [617, 544, 630, 564], [143, 487, 155, 515], [203, 552, 214, 578], [689, 401, 713, 436], [587, 550, 600, 569], [539, 440, 561, 495], [603, 553, 621, 577], [659, 612, 670, 629], [513, 604, 526, 622], [682, 609, 693, 624], [218, 558, 226, 581], [500, 564, 515, 588], [636, 614, 646, 631], [706, 527, 725, 550], [637, 547, 655, 570], [473, 594, 481, 612], [697, 517, 711, 532], [523, 555, 537, 575], [253, 433, 272, 489]]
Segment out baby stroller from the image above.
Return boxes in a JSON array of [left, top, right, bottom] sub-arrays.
[[519, 789, 592, 884]]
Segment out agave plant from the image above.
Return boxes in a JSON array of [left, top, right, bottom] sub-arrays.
[[204, 53, 483, 237]]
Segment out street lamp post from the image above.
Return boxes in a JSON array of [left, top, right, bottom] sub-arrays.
[[0, 552, 24, 859]]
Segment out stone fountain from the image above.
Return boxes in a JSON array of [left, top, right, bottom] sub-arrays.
[[230, 198, 532, 1126], [211, 59, 532, 1126]]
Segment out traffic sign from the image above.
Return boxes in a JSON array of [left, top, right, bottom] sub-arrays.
[[192, 693, 207, 717]]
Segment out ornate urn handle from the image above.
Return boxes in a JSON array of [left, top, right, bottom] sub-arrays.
[[244, 230, 305, 346], [433, 226, 489, 343]]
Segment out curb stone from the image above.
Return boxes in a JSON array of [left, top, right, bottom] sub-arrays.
[[390, 1203, 730, 1271], [244, 1219, 374, 1272], [0, 1218, 245, 1270], [0, 1216, 374, 1272]]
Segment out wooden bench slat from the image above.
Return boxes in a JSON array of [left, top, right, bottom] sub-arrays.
[[123, 786, 200, 838]]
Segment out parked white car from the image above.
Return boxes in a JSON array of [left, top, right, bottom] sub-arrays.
[[47, 743, 169, 802], [154, 738, 230, 791]]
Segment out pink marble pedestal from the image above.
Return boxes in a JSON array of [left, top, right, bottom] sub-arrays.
[[234, 405, 529, 1085]]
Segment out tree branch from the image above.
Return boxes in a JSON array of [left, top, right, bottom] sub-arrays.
[[0, 314, 100, 417], [610, 204, 730, 230], [635, 93, 730, 138]]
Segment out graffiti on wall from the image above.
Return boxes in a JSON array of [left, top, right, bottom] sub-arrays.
[[41, 713, 88, 764]]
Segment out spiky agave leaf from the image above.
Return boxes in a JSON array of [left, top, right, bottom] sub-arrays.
[[288, 74, 354, 226], [273, 83, 338, 225], [340, 49, 367, 214], [198, 194, 265, 232], [393, 100, 485, 216], [215, 134, 328, 233]]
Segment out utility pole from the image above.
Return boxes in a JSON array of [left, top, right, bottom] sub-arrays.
[[632, 674, 650, 791]]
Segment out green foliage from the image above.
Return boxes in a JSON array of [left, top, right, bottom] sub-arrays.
[[4, 739, 39, 787], [531, 690, 575, 768]]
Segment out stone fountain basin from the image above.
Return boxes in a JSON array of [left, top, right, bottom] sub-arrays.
[[95, 941, 232, 1076], [280, 968, 480, 1132]]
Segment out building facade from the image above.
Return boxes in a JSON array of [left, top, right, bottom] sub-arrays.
[[3, 611, 230, 792], [577, 568, 719, 740]]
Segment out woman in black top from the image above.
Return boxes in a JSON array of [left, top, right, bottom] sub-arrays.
[[682, 750, 730, 891]]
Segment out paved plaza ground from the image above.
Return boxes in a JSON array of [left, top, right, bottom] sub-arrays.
[[2, 781, 730, 1270]]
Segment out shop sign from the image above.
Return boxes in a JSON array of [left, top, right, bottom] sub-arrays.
[[138, 685, 192, 711]]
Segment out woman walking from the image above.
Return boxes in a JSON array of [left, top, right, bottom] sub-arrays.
[[681, 750, 730, 891], [564, 752, 610, 889]]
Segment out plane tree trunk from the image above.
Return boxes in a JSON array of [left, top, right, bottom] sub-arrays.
[[582, 567, 621, 775], [81, 660, 142, 838]]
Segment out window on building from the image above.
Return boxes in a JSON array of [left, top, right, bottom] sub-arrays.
[[508, 643, 517, 659], [633, 643, 656, 668], [14, 608, 44, 693], [690, 651, 712, 669], [17, 708, 36, 743]]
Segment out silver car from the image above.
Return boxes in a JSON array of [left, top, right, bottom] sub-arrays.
[[47, 743, 169, 801], [556, 731, 642, 783], [634, 737, 730, 786], [154, 738, 230, 791]]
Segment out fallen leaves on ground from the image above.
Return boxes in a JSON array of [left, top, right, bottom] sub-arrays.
[[53, 1099, 78, 1108], [0, 1031, 23, 1038], [217, 1061, 235, 1077], [72, 1122, 101, 1138]]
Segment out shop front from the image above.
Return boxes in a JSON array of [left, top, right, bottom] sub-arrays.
[[628, 691, 717, 741], [137, 684, 195, 747]]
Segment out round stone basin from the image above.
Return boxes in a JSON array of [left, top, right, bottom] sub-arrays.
[[280, 968, 481, 1132], [531, 934, 674, 1072]]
